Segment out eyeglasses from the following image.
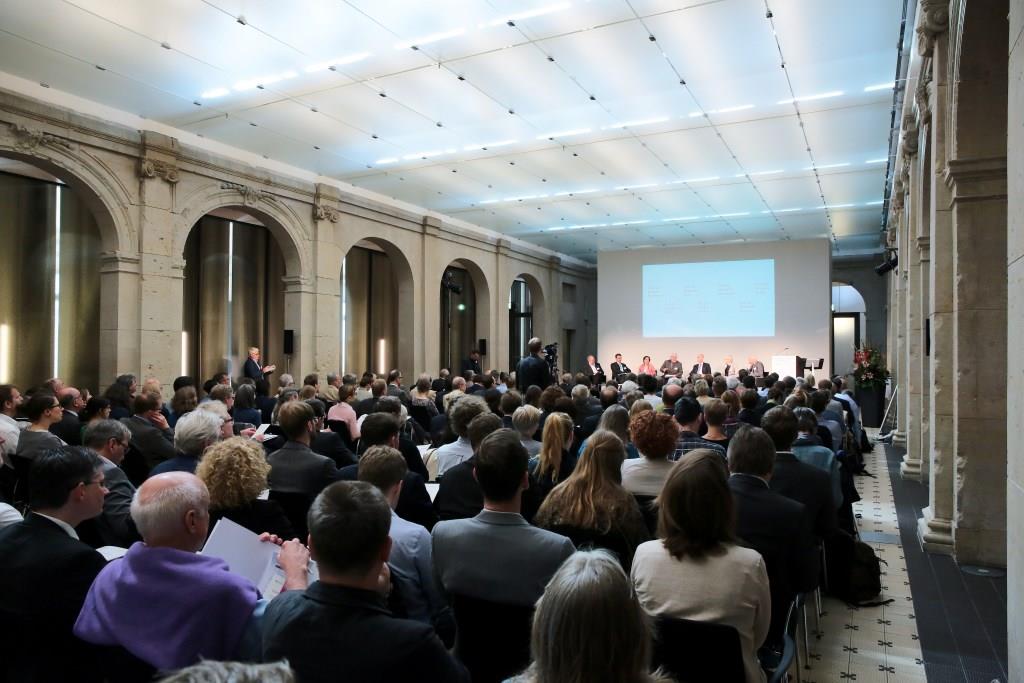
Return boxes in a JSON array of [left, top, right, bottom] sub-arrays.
[[79, 477, 106, 489]]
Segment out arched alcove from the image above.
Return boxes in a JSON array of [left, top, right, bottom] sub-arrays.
[[0, 156, 109, 390], [439, 257, 492, 373], [340, 237, 415, 377], [831, 282, 866, 376], [508, 273, 547, 372]]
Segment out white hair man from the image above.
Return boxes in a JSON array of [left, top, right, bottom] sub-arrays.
[[150, 409, 223, 476], [75, 472, 309, 671]]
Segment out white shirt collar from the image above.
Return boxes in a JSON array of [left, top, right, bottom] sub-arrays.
[[33, 512, 79, 540]]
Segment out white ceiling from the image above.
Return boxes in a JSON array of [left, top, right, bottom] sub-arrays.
[[0, 0, 903, 262]]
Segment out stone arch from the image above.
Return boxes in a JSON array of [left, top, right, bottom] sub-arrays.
[[441, 255, 493, 366]]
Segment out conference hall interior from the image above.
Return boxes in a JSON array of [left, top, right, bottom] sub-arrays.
[[0, 0, 1017, 682]]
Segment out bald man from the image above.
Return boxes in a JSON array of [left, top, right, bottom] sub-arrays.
[[75, 472, 309, 671]]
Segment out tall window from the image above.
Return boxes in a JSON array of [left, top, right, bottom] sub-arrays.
[[508, 279, 533, 372]]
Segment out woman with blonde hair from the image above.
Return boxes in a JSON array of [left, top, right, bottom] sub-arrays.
[[529, 411, 574, 502], [195, 436, 295, 539], [535, 430, 649, 570], [509, 549, 669, 683], [631, 450, 770, 683], [693, 379, 711, 406]]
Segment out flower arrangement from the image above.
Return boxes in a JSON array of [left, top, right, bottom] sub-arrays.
[[852, 346, 889, 389]]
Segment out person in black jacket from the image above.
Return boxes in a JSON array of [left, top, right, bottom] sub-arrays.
[[727, 426, 817, 649], [262, 481, 469, 683], [50, 387, 86, 446], [516, 338, 552, 392], [0, 447, 109, 682], [306, 399, 357, 469]]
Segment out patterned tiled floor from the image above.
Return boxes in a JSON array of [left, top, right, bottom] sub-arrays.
[[796, 440, 927, 683]]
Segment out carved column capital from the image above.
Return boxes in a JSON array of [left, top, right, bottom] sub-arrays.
[[901, 113, 920, 158], [7, 123, 71, 153], [313, 203, 339, 223], [916, 0, 949, 57], [139, 158, 179, 184], [221, 181, 267, 208]]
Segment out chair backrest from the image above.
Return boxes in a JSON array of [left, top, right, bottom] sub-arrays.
[[632, 494, 658, 536], [325, 420, 357, 451], [652, 616, 746, 683], [451, 593, 534, 683], [267, 490, 314, 540], [408, 403, 433, 431]]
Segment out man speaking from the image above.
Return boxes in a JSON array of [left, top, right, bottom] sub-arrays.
[[243, 347, 275, 382], [690, 354, 711, 378]]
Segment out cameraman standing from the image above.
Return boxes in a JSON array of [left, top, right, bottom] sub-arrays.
[[516, 337, 553, 392]]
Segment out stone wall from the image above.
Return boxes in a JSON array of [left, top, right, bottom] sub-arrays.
[[0, 90, 597, 388]]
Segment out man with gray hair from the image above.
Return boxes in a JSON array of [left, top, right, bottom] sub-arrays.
[[435, 395, 489, 477], [151, 410, 223, 476], [74, 472, 310, 671], [81, 419, 139, 547], [319, 372, 341, 404]]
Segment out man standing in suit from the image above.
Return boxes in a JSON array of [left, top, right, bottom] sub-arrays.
[[432, 429, 575, 607], [659, 353, 683, 379], [609, 353, 630, 380], [515, 338, 552, 392], [747, 356, 765, 378], [581, 355, 605, 385], [461, 350, 483, 376], [263, 480, 469, 682], [51, 387, 86, 446], [689, 353, 712, 378], [0, 446, 108, 682], [727, 426, 817, 647], [268, 401, 341, 498], [242, 346, 276, 382]]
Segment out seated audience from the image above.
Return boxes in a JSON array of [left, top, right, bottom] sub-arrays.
[[737, 389, 762, 428], [370, 397, 429, 475], [727, 426, 817, 648], [16, 392, 66, 461], [326, 383, 360, 441], [671, 397, 726, 461], [529, 411, 575, 502], [410, 376, 440, 419], [169, 386, 198, 428], [255, 379, 277, 424], [693, 379, 712, 407], [512, 404, 543, 456], [74, 472, 308, 670], [581, 404, 639, 459], [498, 391, 522, 429], [262, 481, 468, 682], [433, 413, 505, 522], [268, 401, 341, 498], [159, 660, 295, 683], [121, 391, 176, 472], [305, 398, 358, 468], [81, 419, 140, 547], [701, 398, 732, 451], [622, 410, 678, 497], [761, 406, 836, 541], [0, 501, 20, 528], [52, 387, 86, 446], [80, 396, 112, 433], [432, 429, 575, 607], [791, 407, 842, 507], [435, 394, 488, 477], [232, 384, 263, 427], [0, 447, 108, 682], [196, 437, 295, 539], [631, 450, 770, 683], [355, 378, 387, 417], [810, 390, 843, 451], [105, 375, 135, 420], [0, 384, 24, 468], [511, 549, 667, 683], [358, 446, 447, 626], [535, 430, 649, 570], [580, 386, 620, 440], [151, 409, 222, 476]]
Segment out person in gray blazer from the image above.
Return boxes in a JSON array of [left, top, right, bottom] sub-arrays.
[[431, 429, 574, 607], [82, 419, 139, 547], [267, 401, 340, 497]]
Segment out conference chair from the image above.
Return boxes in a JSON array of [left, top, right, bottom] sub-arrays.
[[451, 593, 533, 683], [766, 598, 801, 683], [633, 494, 659, 536], [267, 490, 314, 540], [651, 616, 745, 683]]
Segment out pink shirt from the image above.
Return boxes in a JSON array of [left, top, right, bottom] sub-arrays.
[[326, 401, 359, 439]]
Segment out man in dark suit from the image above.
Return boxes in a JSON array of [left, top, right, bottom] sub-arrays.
[[761, 407, 837, 540], [515, 337, 552, 391], [268, 401, 341, 498], [121, 391, 176, 474], [581, 355, 605, 385], [262, 480, 469, 683], [431, 370, 451, 394], [0, 446, 109, 682], [242, 346, 276, 382], [460, 350, 483, 376], [727, 426, 818, 648], [306, 399, 357, 468], [609, 353, 631, 380], [689, 353, 712, 378], [386, 370, 411, 406], [355, 379, 387, 417], [80, 419, 140, 548], [51, 387, 85, 446]]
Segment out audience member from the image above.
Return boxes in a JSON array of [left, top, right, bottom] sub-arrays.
[[701, 398, 731, 451], [151, 409, 222, 476], [622, 410, 678, 497], [197, 437, 295, 539], [791, 408, 842, 507], [232, 384, 262, 427], [263, 481, 468, 682], [671, 397, 726, 462], [535, 430, 649, 570], [0, 447, 108, 682], [530, 411, 575, 502], [170, 386, 198, 428], [305, 398, 358, 468], [81, 419, 139, 547], [52, 387, 86, 445], [516, 337, 552, 391], [361, 403, 428, 479], [581, 404, 639, 459], [267, 401, 341, 498], [74, 472, 308, 670], [435, 394, 488, 477], [433, 413, 504, 522], [105, 375, 136, 420], [432, 430, 575, 607], [159, 660, 295, 683], [737, 389, 762, 428], [631, 450, 770, 683], [498, 391, 522, 429], [326, 383, 360, 441], [121, 391, 176, 472], [810, 390, 843, 451], [355, 379, 387, 417], [15, 392, 66, 461]]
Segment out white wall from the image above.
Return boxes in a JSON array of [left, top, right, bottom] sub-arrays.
[[597, 239, 832, 378]]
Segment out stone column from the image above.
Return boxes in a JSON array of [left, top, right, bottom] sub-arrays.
[[282, 275, 315, 381], [902, 123, 924, 478], [916, 230, 932, 481], [919, 20, 956, 553], [311, 186, 343, 376], [495, 240, 512, 375], [421, 216, 444, 375], [890, 214, 907, 447], [98, 252, 141, 388], [1007, 0, 1024, 676]]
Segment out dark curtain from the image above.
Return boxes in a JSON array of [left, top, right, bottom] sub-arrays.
[[342, 246, 398, 376], [439, 266, 476, 371]]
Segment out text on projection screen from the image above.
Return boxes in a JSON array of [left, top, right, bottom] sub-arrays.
[[641, 259, 776, 338]]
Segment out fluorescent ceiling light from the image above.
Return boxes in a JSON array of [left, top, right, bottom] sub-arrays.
[[463, 139, 517, 151], [825, 203, 855, 209], [233, 70, 297, 91], [201, 87, 230, 99], [617, 183, 659, 190], [673, 176, 719, 183], [774, 207, 803, 213], [863, 82, 894, 92], [610, 220, 650, 226], [718, 212, 750, 218], [546, 226, 566, 231], [375, 157, 399, 164], [777, 90, 843, 104], [866, 200, 884, 205], [715, 104, 754, 113], [305, 52, 371, 73], [553, 188, 598, 196], [480, 3, 571, 27], [504, 194, 548, 202], [536, 128, 591, 139], [605, 116, 668, 129], [663, 216, 700, 222], [804, 162, 850, 170], [394, 28, 465, 50], [402, 150, 446, 160], [750, 169, 784, 176], [866, 158, 888, 164], [479, 199, 501, 204]]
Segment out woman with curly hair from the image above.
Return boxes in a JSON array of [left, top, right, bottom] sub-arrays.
[[622, 410, 679, 497], [535, 430, 649, 571], [195, 436, 295, 539]]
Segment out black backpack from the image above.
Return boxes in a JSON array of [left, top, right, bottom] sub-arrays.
[[826, 534, 894, 607]]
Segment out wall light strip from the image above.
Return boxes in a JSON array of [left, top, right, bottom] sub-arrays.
[[804, 162, 850, 170], [0, 324, 8, 384], [863, 82, 895, 92], [378, 339, 387, 375], [52, 185, 61, 377], [181, 332, 188, 377]]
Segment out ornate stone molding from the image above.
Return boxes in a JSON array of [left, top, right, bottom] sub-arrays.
[[915, 60, 934, 124], [99, 250, 141, 274], [7, 123, 71, 153], [900, 114, 920, 158], [139, 158, 179, 184], [313, 203, 339, 223], [942, 156, 1008, 201], [220, 181, 268, 207], [916, 0, 949, 56]]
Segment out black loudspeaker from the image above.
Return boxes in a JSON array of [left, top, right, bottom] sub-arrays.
[[283, 329, 294, 355], [478, 339, 487, 356]]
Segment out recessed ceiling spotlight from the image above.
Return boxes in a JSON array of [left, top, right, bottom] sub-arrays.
[[648, 35, 656, 41], [547, 56, 555, 62], [372, 134, 379, 139], [40, 82, 50, 88], [160, 42, 172, 50], [95, 65, 106, 71], [589, 95, 596, 101], [313, 145, 320, 150], [508, 108, 515, 114], [193, 100, 202, 106], [379, 92, 387, 97], [457, 75, 465, 81], [236, 15, 247, 25], [436, 122, 443, 127], [310, 107, 318, 113]]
